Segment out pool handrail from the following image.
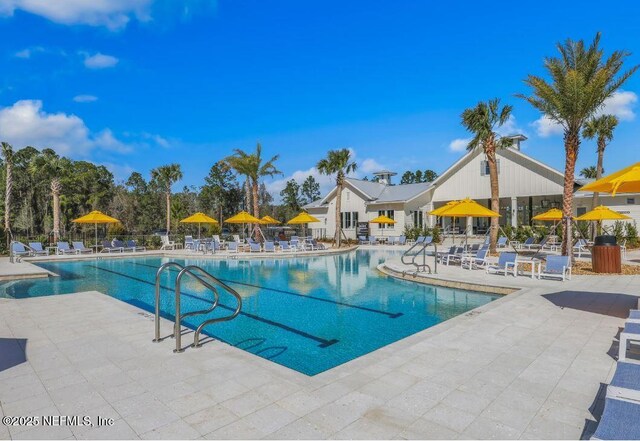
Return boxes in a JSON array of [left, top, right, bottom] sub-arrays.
[[401, 236, 437, 274]]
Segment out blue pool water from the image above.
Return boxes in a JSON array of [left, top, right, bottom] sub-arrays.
[[0, 250, 499, 375]]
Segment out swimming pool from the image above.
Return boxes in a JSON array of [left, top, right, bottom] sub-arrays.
[[0, 250, 499, 375]]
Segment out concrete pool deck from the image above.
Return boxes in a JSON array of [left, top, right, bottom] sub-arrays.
[[0, 252, 639, 439]]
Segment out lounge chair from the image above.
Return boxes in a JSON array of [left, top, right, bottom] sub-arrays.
[[101, 240, 123, 253], [184, 235, 194, 250], [516, 237, 535, 249], [279, 241, 294, 252], [593, 398, 640, 440], [28, 242, 49, 256], [160, 235, 176, 250], [619, 322, 640, 362], [573, 238, 590, 257], [496, 236, 508, 248], [264, 241, 275, 252], [621, 239, 628, 260], [387, 236, 397, 245], [56, 242, 77, 255], [113, 240, 135, 252], [398, 235, 407, 245], [358, 235, 368, 245], [437, 246, 459, 265], [127, 240, 145, 252], [606, 361, 640, 402], [290, 239, 300, 250], [249, 242, 261, 252], [461, 247, 489, 270], [72, 241, 93, 254], [309, 239, 326, 250], [368, 235, 378, 245], [227, 242, 239, 253], [233, 234, 244, 244], [486, 252, 517, 276], [538, 255, 571, 281], [213, 235, 226, 246], [11, 242, 33, 257]]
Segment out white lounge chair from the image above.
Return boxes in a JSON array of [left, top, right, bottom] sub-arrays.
[[486, 252, 517, 276], [573, 239, 589, 257], [461, 247, 489, 270], [160, 235, 176, 250], [538, 255, 571, 281]]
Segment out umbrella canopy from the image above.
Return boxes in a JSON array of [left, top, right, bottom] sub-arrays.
[[225, 211, 262, 224], [287, 212, 320, 224], [532, 208, 566, 221], [429, 200, 461, 216], [579, 162, 640, 196], [72, 210, 120, 246], [369, 215, 397, 225], [180, 212, 218, 224], [431, 198, 500, 218], [72, 210, 119, 224], [260, 215, 281, 225], [576, 205, 632, 221]]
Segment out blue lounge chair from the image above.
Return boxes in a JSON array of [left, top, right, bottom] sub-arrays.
[[538, 255, 571, 281], [398, 235, 406, 245], [184, 235, 194, 250], [101, 240, 123, 253], [593, 398, 640, 440], [249, 242, 261, 252], [415, 235, 425, 244], [461, 247, 489, 270], [11, 242, 33, 257], [309, 239, 326, 250], [496, 236, 508, 248], [387, 236, 397, 245], [607, 361, 640, 402], [573, 238, 590, 257], [358, 235, 368, 245], [517, 237, 535, 249], [264, 241, 275, 252], [28, 242, 48, 256], [486, 252, 517, 276], [72, 241, 93, 254], [127, 240, 145, 252], [113, 239, 135, 252], [279, 241, 294, 252], [368, 235, 378, 245], [56, 242, 77, 255], [227, 242, 239, 253], [290, 239, 300, 250]]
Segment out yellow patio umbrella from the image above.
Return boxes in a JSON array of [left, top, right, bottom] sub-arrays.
[[430, 200, 461, 216], [532, 208, 565, 221], [430, 198, 500, 245], [260, 215, 281, 225], [576, 205, 631, 221], [179, 212, 218, 239], [72, 210, 120, 246], [369, 214, 397, 238], [579, 162, 640, 196], [287, 211, 320, 237], [225, 211, 263, 241]]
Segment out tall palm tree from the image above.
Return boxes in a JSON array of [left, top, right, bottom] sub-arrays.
[[29, 149, 65, 242], [580, 166, 599, 179], [1, 142, 13, 248], [317, 149, 357, 247], [151, 164, 183, 233], [461, 99, 514, 253], [583, 114, 618, 208], [518, 33, 637, 256], [226, 143, 281, 238]]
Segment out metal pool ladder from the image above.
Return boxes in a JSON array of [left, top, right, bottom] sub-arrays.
[[153, 262, 242, 353], [401, 240, 438, 274]]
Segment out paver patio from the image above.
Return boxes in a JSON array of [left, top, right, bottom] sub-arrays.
[[0, 254, 638, 439]]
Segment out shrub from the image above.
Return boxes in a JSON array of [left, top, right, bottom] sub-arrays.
[[625, 221, 639, 247], [148, 235, 162, 249], [612, 221, 626, 244]]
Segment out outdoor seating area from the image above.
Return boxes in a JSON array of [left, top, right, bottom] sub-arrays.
[[176, 234, 329, 254]]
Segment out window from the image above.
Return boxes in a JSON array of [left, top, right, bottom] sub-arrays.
[[340, 211, 359, 229], [480, 159, 501, 176], [378, 210, 395, 229], [627, 198, 635, 204], [346, 191, 350, 201], [410, 210, 423, 227]]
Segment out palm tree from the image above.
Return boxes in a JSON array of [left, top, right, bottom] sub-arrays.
[[518, 33, 637, 256], [583, 114, 618, 208], [317, 149, 357, 247], [226, 143, 281, 238], [461, 99, 514, 253], [580, 166, 599, 179], [1, 142, 13, 248], [29, 149, 65, 242], [151, 164, 183, 233]]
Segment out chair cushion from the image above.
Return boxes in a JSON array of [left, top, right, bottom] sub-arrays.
[[629, 310, 640, 320], [594, 398, 640, 439], [623, 322, 640, 336], [611, 362, 640, 391]]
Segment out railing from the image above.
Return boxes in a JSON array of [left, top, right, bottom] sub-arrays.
[[401, 239, 438, 274], [154, 262, 242, 353]]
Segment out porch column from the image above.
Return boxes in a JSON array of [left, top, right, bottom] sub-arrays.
[[425, 202, 434, 227], [511, 197, 518, 228]]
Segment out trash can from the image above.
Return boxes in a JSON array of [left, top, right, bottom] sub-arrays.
[[592, 235, 622, 274]]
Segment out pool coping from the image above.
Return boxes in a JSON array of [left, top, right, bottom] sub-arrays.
[[377, 263, 518, 295]]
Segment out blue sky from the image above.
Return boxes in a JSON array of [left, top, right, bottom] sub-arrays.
[[1, 0, 640, 196]]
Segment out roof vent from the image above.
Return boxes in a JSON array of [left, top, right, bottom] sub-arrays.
[[506, 134, 527, 151], [372, 170, 397, 186]]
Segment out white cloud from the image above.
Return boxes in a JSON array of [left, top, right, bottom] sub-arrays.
[[0, 100, 130, 156], [360, 158, 385, 173], [449, 138, 470, 152], [532, 90, 638, 137], [0, 0, 153, 30], [266, 166, 336, 200], [83, 52, 119, 69], [73, 94, 98, 103], [14, 46, 44, 58]]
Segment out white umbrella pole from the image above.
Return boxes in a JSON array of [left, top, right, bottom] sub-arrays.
[[95, 223, 98, 247]]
